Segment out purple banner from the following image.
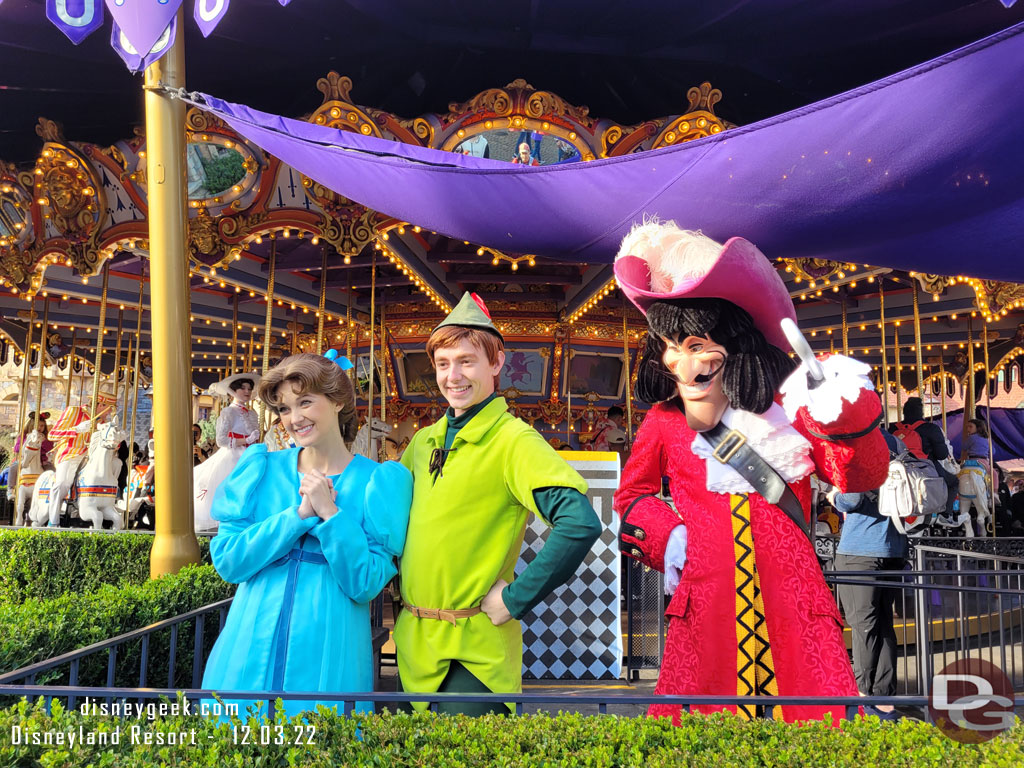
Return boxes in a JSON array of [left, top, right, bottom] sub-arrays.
[[193, 0, 230, 37], [105, 0, 182, 59], [110, 13, 177, 72], [46, 0, 105, 45]]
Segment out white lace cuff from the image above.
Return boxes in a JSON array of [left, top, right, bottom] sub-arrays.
[[664, 524, 687, 596]]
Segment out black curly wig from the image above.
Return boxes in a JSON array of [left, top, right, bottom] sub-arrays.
[[635, 297, 796, 414]]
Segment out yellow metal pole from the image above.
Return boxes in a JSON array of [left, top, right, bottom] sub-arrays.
[[566, 330, 572, 445], [893, 323, 902, 418], [346, 284, 354, 390], [316, 244, 328, 354], [90, 262, 110, 424], [939, 355, 948, 433], [380, 301, 386, 428], [841, 296, 849, 357], [623, 299, 633, 443], [982, 327, 996, 535], [17, 300, 36, 437], [245, 327, 254, 372], [366, 254, 376, 457], [912, 282, 924, 395], [229, 294, 239, 377], [33, 298, 50, 431], [966, 319, 976, 421], [110, 308, 124, 413], [879, 283, 890, 428], [121, 331, 133, 430], [123, 274, 145, 431], [260, 238, 277, 435], [64, 327, 77, 410], [145, 7, 201, 576]]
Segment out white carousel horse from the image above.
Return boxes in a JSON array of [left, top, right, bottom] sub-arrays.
[[351, 417, 392, 461], [34, 421, 127, 530], [43, 406, 93, 527], [957, 460, 991, 538], [14, 430, 45, 526]]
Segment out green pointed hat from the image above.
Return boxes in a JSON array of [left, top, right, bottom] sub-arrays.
[[433, 292, 503, 341]]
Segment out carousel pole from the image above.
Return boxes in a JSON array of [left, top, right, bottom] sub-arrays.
[[893, 323, 903, 418], [346, 284, 355, 390], [879, 282, 890, 428], [64, 327, 77, 410], [966, 318, 976, 421], [16, 299, 36, 439], [366, 253, 376, 457], [124, 274, 145, 431], [982, 326, 996, 532], [939, 354, 948, 433], [380, 301, 386, 429], [229, 294, 239, 376], [260, 238, 277, 435], [33, 298, 50, 431], [145, 6, 201, 576], [912, 282, 925, 395], [566, 329, 572, 446], [841, 296, 849, 356], [245, 327, 254, 372], [315, 245, 327, 355], [110, 308, 124, 415], [126, 291, 145, 503], [90, 262, 110, 425], [623, 298, 633, 445], [121, 329, 134, 430]]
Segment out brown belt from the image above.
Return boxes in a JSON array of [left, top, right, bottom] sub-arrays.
[[403, 602, 482, 626]]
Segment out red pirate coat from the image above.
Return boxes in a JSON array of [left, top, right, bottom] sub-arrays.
[[614, 385, 888, 724]]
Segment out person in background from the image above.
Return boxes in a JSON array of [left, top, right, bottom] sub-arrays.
[[827, 429, 908, 719], [961, 418, 991, 474], [192, 423, 209, 465], [891, 397, 959, 524], [1010, 479, 1024, 532], [590, 406, 625, 452]]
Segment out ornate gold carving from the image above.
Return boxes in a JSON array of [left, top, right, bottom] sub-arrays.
[[686, 82, 723, 113], [35, 117, 63, 144], [188, 209, 221, 257], [916, 274, 956, 295], [783, 258, 850, 284], [316, 72, 355, 104], [29, 142, 103, 245], [185, 106, 229, 133]]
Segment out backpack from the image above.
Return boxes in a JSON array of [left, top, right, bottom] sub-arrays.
[[891, 421, 926, 459], [878, 450, 948, 534]]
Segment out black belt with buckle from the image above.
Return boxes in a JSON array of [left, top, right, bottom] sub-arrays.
[[703, 422, 810, 541]]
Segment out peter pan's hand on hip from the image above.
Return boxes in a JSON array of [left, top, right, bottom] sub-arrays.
[[482, 579, 512, 626]]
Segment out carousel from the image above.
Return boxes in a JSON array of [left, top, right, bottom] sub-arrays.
[[3, 69, 1024, 542]]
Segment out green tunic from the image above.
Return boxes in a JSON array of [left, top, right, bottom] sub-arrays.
[[396, 395, 591, 707]]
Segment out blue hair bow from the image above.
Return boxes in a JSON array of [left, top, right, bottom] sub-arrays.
[[323, 349, 354, 371]]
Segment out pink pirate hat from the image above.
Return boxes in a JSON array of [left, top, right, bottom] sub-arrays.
[[613, 221, 796, 350]]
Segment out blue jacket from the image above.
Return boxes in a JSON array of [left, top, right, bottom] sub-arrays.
[[201, 445, 411, 718], [834, 430, 908, 559]]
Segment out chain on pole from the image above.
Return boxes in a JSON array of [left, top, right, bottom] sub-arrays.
[[841, 296, 849, 356]]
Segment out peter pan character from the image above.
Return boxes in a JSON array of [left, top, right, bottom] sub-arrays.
[[395, 292, 602, 715], [612, 221, 889, 724]]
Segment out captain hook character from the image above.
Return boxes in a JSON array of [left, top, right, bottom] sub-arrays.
[[612, 221, 889, 723]]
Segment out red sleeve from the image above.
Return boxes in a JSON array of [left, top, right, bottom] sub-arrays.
[[790, 388, 889, 493], [613, 410, 683, 573]]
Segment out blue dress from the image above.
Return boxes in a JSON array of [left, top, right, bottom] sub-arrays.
[[201, 444, 411, 719]]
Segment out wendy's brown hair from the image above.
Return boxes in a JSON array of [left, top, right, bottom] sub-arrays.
[[257, 354, 358, 445], [427, 325, 504, 367]]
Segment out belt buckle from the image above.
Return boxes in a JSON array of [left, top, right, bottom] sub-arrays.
[[712, 429, 746, 464]]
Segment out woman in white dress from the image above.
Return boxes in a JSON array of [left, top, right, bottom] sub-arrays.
[[193, 372, 261, 532]]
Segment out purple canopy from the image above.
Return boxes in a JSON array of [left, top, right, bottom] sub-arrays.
[[193, 20, 1024, 282]]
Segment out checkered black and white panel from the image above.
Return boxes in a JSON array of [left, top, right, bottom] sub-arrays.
[[518, 453, 622, 680]]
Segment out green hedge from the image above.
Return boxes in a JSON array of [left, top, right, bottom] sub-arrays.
[[0, 699, 1020, 767], [0, 564, 234, 687], [0, 528, 211, 605]]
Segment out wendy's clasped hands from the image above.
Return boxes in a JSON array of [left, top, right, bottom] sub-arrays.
[[297, 469, 338, 521]]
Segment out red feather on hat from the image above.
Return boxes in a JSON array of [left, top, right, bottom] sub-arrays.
[[470, 292, 492, 319]]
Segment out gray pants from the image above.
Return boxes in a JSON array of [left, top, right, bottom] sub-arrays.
[[834, 554, 905, 697]]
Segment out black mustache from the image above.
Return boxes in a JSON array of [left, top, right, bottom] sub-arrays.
[[693, 364, 723, 384]]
